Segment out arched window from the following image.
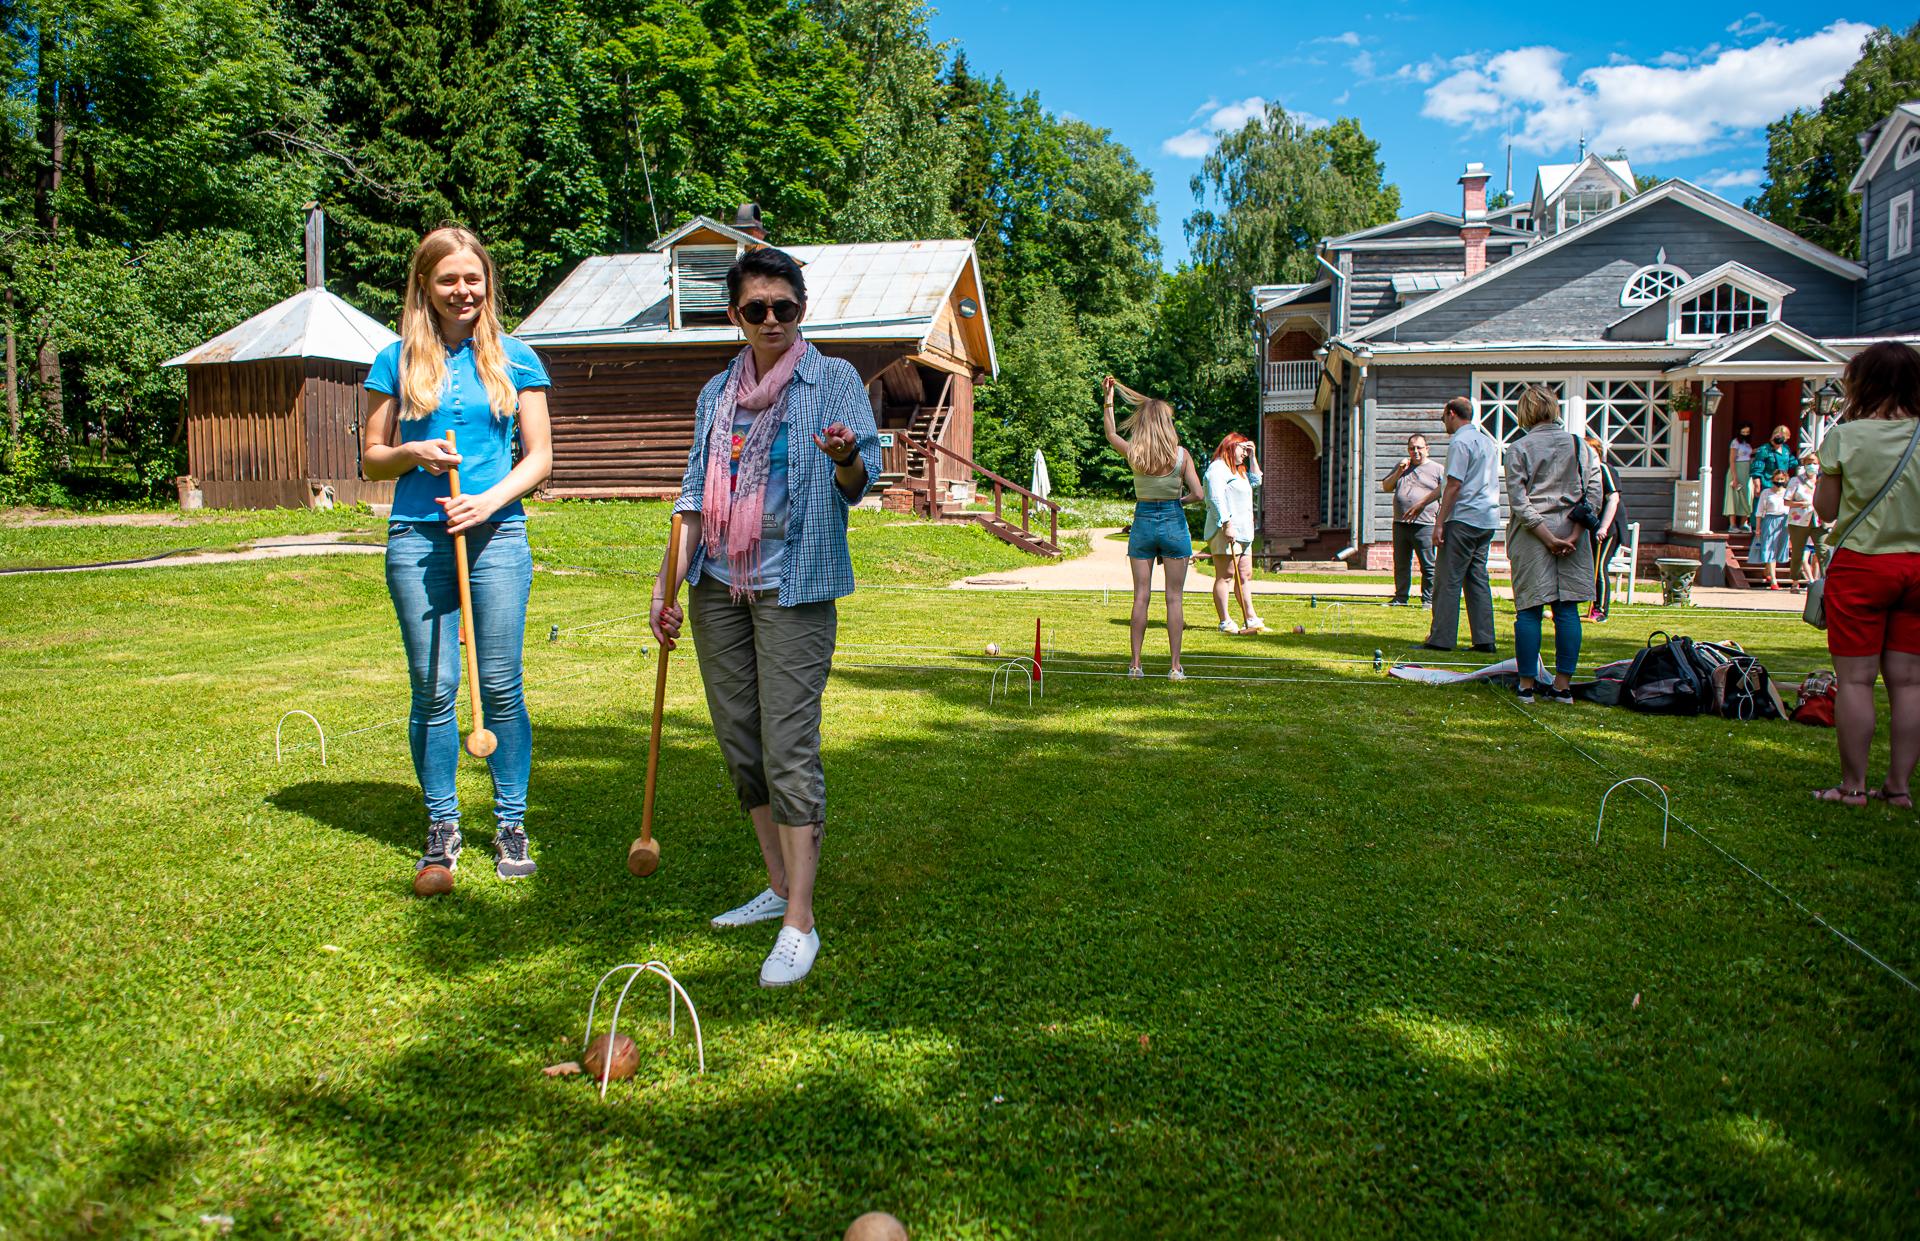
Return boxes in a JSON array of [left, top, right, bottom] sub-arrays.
[[1621, 264, 1690, 307], [1678, 284, 1770, 337], [1897, 129, 1920, 170]]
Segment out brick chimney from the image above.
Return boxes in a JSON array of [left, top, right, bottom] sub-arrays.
[[1459, 162, 1491, 277]]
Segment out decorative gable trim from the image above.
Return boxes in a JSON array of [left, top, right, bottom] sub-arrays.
[[1848, 102, 1920, 193], [1666, 321, 1847, 380], [648, 215, 774, 254], [1345, 180, 1863, 345]]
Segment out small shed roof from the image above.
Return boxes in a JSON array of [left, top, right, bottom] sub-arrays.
[[163, 287, 397, 369], [516, 238, 996, 374]]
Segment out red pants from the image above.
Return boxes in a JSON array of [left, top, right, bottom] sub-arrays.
[[1824, 550, 1920, 657]]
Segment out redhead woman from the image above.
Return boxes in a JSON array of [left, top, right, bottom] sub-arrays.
[[360, 227, 553, 886], [1103, 377, 1204, 679], [1203, 431, 1265, 633]]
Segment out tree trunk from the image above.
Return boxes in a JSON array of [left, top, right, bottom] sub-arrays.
[[35, 27, 68, 466], [4, 289, 17, 468]]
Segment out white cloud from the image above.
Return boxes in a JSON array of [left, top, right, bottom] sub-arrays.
[[1700, 167, 1765, 191], [1394, 53, 1478, 86], [1420, 21, 1873, 161], [1727, 13, 1782, 39], [1332, 89, 1351, 106], [1316, 31, 1363, 47], [1161, 96, 1329, 157], [1349, 50, 1377, 79]]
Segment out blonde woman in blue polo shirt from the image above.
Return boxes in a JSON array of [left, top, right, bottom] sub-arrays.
[[361, 227, 553, 888]]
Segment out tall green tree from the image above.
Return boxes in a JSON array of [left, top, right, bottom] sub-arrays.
[[973, 284, 1099, 490], [812, 0, 960, 242], [1751, 21, 1920, 258]]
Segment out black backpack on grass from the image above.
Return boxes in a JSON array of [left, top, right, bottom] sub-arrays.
[[1621, 631, 1708, 715]]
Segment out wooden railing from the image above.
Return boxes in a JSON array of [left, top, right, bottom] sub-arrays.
[[901, 433, 1061, 550], [1263, 360, 1318, 395]]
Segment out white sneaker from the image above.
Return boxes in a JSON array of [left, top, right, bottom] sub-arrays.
[[711, 888, 788, 929], [1168, 667, 1187, 682], [1218, 619, 1237, 634], [759, 926, 820, 986], [1243, 615, 1268, 633]]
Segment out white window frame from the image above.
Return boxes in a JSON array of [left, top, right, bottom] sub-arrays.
[[1897, 130, 1920, 170], [1471, 371, 1681, 481], [1558, 189, 1616, 231], [1670, 282, 1777, 342], [1620, 263, 1691, 307], [1585, 378, 1678, 475], [1890, 190, 1913, 261]]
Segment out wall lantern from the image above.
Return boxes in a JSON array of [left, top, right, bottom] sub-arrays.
[[1702, 381, 1723, 419], [1817, 377, 1842, 415]]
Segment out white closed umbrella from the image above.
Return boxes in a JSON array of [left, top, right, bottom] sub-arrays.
[[1031, 449, 1051, 499]]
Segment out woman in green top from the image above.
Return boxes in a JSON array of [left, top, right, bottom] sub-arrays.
[[1811, 342, 1920, 807], [1103, 376, 1205, 680]]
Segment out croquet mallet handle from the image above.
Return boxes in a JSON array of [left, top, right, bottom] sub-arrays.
[[445, 430, 486, 742], [641, 512, 686, 845]]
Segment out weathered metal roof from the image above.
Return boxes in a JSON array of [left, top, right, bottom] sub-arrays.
[[1390, 272, 1467, 295], [162, 287, 397, 368], [516, 239, 993, 372]]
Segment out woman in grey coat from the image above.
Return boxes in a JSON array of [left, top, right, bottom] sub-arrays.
[[1505, 385, 1602, 704]]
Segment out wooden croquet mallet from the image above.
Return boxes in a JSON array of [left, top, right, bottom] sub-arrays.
[[630, 511, 685, 876], [446, 429, 497, 759]]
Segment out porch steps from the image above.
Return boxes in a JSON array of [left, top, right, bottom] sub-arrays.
[[970, 513, 1063, 557]]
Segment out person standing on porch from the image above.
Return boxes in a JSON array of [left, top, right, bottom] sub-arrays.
[[649, 246, 882, 987], [1752, 469, 1793, 589], [1726, 423, 1756, 532], [1750, 425, 1800, 511], [1810, 342, 1920, 808], [1381, 434, 1444, 608], [1104, 376, 1205, 680], [1505, 386, 1601, 704], [1585, 434, 1626, 622], [1786, 454, 1821, 591], [1422, 397, 1503, 654], [1204, 431, 1265, 634]]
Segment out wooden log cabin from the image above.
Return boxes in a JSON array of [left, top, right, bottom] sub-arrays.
[[163, 207, 400, 509], [514, 215, 999, 520]]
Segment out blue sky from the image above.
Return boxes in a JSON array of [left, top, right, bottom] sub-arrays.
[[925, 3, 1911, 266]]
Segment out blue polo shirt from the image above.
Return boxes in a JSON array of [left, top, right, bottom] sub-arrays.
[[365, 334, 550, 523]]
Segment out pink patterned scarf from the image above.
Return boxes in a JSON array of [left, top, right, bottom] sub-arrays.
[[700, 336, 810, 599]]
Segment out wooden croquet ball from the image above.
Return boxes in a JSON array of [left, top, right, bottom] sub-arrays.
[[412, 865, 454, 897], [1291, 624, 1306, 635], [844, 1212, 908, 1241], [627, 836, 661, 877], [984, 642, 999, 656], [584, 1032, 638, 1081], [465, 727, 498, 758]]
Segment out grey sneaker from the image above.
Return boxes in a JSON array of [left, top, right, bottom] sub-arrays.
[[493, 823, 536, 879], [711, 888, 788, 929], [418, 819, 462, 873]]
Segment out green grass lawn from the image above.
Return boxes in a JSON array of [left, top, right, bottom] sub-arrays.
[[1, 514, 1915, 1238]]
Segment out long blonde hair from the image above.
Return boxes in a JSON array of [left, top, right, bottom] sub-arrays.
[[397, 227, 518, 421], [1113, 380, 1180, 475]]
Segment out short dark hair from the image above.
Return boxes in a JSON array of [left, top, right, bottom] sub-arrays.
[[1443, 397, 1473, 421], [726, 246, 806, 307], [1841, 340, 1920, 422]]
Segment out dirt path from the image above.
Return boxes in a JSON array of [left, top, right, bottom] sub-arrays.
[[3, 534, 385, 576], [952, 527, 1806, 613]]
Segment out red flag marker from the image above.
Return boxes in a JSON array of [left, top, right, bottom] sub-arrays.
[[1032, 616, 1043, 682]]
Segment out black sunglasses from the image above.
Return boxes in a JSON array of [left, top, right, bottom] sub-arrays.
[[735, 298, 802, 325]]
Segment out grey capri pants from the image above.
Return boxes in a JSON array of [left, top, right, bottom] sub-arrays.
[[686, 576, 837, 827]]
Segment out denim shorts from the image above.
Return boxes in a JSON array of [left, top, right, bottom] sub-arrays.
[[1128, 500, 1192, 562]]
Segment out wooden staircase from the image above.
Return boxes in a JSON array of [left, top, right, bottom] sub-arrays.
[[898, 432, 1063, 557]]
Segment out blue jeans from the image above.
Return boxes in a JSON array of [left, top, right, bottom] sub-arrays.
[[386, 522, 533, 825], [1514, 602, 1583, 682], [1128, 500, 1192, 561]]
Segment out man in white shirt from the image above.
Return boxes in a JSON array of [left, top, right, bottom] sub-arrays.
[[1420, 397, 1503, 653]]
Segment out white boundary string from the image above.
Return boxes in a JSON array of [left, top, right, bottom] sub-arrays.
[[1485, 682, 1919, 995]]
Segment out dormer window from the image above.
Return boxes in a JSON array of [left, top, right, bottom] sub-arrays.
[[1678, 285, 1770, 337], [1664, 263, 1792, 342], [1621, 263, 1689, 307], [1561, 190, 1616, 228], [672, 244, 738, 325]]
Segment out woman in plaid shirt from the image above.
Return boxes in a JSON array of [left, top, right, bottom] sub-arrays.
[[651, 247, 881, 987]]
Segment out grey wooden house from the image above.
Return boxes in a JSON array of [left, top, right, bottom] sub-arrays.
[[1254, 116, 1920, 584]]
